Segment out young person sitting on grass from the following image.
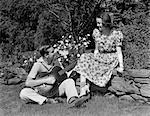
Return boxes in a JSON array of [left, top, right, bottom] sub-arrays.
[[19, 45, 90, 107]]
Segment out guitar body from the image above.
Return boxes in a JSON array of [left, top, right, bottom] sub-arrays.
[[35, 66, 68, 98], [37, 66, 68, 84], [50, 66, 68, 84]]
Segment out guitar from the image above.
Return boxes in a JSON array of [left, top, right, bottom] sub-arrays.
[[37, 60, 77, 82], [35, 61, 77, 97]]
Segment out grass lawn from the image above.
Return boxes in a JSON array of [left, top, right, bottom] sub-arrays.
[[1, 82, 150, 116]]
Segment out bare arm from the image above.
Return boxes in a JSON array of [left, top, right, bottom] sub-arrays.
[[94, 41, 99, 55], [115, 30, 124, 72], [25, 63, 55, 87], [92, 28, 101, 55], [116, 46, 124, 72], [25, 77, 47, 87]]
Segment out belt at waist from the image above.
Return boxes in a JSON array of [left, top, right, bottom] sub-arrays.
[[99, 51, 116, 53]]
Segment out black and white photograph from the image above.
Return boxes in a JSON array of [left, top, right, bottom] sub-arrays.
[[0, 0, 149, 116]]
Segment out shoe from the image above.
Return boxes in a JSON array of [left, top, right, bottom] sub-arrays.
[[79, 93, 91, 99], [54, 97, 65, 103], [68, 94, 90, 108], [79, 93, 91, 102], [46, 98, 58, 104]]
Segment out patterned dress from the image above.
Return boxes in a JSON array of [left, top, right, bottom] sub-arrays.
[[74, 29, 123, 87]]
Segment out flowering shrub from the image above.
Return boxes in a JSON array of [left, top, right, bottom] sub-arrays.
[[20, 51, 40, 73], [19, 34, 91, 72], [53, 33, 91, 68]]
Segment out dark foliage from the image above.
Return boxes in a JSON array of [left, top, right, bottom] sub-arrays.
[[0, 0, 149, 69]]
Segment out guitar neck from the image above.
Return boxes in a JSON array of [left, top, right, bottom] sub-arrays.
[[58, 61, 77, 75]]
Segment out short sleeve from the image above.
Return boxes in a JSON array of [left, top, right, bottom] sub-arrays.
[[114, 30, 123, 47], [92, 28, 101, 41], [28, 62, 40, 79]]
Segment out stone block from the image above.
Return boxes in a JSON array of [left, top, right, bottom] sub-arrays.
[[127, 69, 150, 78]]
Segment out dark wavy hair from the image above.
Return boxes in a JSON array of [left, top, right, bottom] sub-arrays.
[[39, 45, 51, 57], [96, 12, 113, 29]]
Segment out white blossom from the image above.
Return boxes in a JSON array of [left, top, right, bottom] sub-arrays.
[[83, 37, 86, 41], [29, 58, 33, 62], [64, 55, 67, 59], [53, 44, 57, 47], [57, 46, 60, 50], [87, 34, 90, 36], [60, 41, 64, 44], [58, 58, 61, 62], [64, 46, 67, 49], [59, 50, 69, 56], [65, 40, 69, 43], [69, 35, 72, 38], [83, 42, 87, 45], [66, 43, 69, 46], [54, 48, 59, 53], [79, 37, 82, 40], [77, 54, 80, 57], [24, 60, 28, 63]]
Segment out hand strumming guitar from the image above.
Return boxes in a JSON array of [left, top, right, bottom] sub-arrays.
[[43, 76, 56, 85], [34, 75, 56, 96]]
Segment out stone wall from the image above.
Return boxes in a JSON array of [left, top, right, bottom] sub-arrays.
[[108, 69, 150, 103]]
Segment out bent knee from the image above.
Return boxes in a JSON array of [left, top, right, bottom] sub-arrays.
[[66, 78, 75, 84], [51, 76, 56, 84], [20, 88, 32, 98]]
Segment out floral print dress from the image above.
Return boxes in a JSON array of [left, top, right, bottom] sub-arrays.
[[73, 29, 123, 87]]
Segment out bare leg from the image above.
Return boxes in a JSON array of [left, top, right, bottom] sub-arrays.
[[79, 74, 90, 97]]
